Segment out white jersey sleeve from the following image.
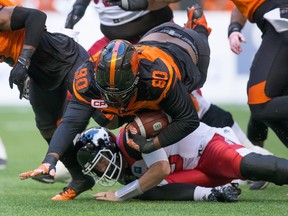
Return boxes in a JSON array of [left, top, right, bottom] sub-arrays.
[[191, 89, 211, 119], [94, 0, 150, 26]]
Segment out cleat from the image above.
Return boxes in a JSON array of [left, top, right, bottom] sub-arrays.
[[0, 159, 7, 170], [51, 175, 95, 200], [208, 183, 241, 202], [248, 181, 269, 190], [51, 187, 77, 200], [32, 174, 55, 184], [184, 5, 211, 35]]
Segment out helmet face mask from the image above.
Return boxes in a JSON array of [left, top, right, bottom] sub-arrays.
[[76, 127, 123, 186], [95, 39, 139, 108], [95, 76, 139, 107]]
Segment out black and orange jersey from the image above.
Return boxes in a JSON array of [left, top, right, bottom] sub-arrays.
[[73, 42, 200, 148], [0, 0, 24, 66], [231, 0, 287, 22]]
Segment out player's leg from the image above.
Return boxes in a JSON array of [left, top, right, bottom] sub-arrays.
[[198, 135, 288, 186], [0, 137, 8, 170], [138, 183, 240, 202], [247, 23, 288, 147]]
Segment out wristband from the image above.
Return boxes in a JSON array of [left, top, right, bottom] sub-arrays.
[[115, 179, 143, 201], [18, 49, 34, 69], [228, 22, 243, 37], [42, 154, 58, 165]]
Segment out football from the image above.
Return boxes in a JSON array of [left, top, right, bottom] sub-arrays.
[[127, 110, 171, 138]]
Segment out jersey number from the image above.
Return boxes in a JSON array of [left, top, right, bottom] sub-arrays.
[[74, 68, 89, 91], [168, 155, 183, 171], [151, 71, 168, 88]]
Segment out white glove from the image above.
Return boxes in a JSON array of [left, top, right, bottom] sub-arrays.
[[61, 28, 80, 42]]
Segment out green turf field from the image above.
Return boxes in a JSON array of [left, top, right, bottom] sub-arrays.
[[0, 105, 287, 216]]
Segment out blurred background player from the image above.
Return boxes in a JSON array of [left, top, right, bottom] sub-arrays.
[[227, 2, 288, 149], [0, 137, 8, 170], [0, 1, 94, 196]]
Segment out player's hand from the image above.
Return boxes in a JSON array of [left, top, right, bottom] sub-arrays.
[[9, 49, 33, 99], [19, 155, 57, 180], [65, 5, 87, 29], [93, 191, 119, 201], [229, 31, 246, 55], [104, 0, 148, 11], [19, 163, 56, 180], [127, 134, 159, 153]]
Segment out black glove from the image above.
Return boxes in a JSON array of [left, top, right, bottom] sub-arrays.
[[9, 49, 33, 99], [105, 0, 148, 11], [65, 5, 87, 29], [129, 134, 159, 154]]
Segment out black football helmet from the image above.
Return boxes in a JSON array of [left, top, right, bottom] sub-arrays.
[[95, 39, 139, 108], [76, 126, 123, 186]]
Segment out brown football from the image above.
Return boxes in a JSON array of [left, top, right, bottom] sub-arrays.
[[127, 110, 171, 138]]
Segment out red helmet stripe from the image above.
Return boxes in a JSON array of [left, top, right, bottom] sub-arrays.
[[110, 40, 121, 89]]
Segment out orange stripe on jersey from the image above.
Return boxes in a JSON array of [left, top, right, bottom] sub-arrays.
[[248, 81, 271, 104], [0, 0, 16, 6], [190, 94, 200, 112], [110, 40, 121, 88], [104, 113, 115, 121], [231, 0, 265, 21], [136, 45, 181, 79], [72, 81, 90, 105]]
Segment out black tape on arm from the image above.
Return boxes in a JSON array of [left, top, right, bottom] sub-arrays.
[[10, 7, 47, 47], [228, 22, 243, 37]]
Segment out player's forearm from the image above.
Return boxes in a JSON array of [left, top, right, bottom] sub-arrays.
[[230, 7, 247, 26], [115, 160, 170, 201], [138, 161, 170, 192]]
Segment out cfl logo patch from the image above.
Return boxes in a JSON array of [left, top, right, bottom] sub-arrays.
[[91, 99, 108, 108], [153, 122, 163, 131]]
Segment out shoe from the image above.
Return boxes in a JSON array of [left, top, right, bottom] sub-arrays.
[[51, 175, 95, 200], [0, 159, 7, 170], [248, 181, 269, 190], [208, 183, 241, 202], [32, 174, 55, 184], [184, 5, 211, 35]]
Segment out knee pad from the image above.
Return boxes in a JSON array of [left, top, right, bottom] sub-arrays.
[[240, 153, 288, 186], [201, 104, 234, 127]]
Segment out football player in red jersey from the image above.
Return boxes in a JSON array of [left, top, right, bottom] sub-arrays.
[[75, 125, 288, 202], [0, 0, 95, 197], [74, 126, 241, 202]]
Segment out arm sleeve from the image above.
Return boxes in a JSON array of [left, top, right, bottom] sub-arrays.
[[47, 99, 95, 156], [157, 80, 200, 148], [138, 183, 196, 201], [10, 7, 46, 47], [142, 148, 168, 168]]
